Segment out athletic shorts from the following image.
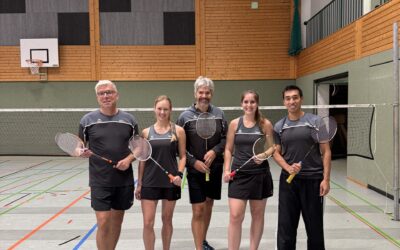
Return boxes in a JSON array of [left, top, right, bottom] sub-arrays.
[[187, 166, 223, 203], [228, 170, 274, 200], [90, 185, 134, 211], [141, 186, 181, 201]]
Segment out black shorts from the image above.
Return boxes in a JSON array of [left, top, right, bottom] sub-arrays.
[[228, 170, 273, 200], [141, 186, 181, 201], [187, 166, 223, 204], [91, 185, 134, 211]]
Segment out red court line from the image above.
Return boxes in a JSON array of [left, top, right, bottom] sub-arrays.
[[7, 189, 90, 250]]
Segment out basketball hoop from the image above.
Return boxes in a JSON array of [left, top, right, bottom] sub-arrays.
[[25, 59, 43, 75]]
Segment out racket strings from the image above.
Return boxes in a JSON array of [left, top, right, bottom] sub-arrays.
[[196, 113, 217, 139], [55, 133, 84, 157], [129, 136, 152, 161]]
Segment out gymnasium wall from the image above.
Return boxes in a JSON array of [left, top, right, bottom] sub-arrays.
[[296, 38, 397, 197], [0, 80, 293, 109], [0, 0, 295, 81], [297, 0, 400, 77], [294, 0, 400, 195]]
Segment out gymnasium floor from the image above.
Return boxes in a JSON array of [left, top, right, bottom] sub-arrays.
[[0, 157, 399, 250]]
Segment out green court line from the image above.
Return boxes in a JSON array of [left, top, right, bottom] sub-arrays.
[[328, 195, 400, 248], [0, 160, 85, 184], [0, 162, 84, 203], [330, 180, 393, 219], [0, 160, 52, 180], [0, 161, 83, 190], [0, 168, 87, 216]]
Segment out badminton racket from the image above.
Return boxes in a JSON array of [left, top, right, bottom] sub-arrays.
[[55, 132, 116, 165], [286, 116, 337, 183], [229, 135, 275, 179], [196, 112, 217, 182], [129, 135, 175, 183]]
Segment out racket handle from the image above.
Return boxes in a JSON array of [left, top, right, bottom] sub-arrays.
[[286, 174, 296, 183], [92, 153, 117, 165], [229, 171, 236, 178], [286, 161, 302, 183], [205, 173, 210, 182]]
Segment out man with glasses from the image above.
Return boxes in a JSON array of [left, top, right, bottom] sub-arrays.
[[79, 80, 139, 250]]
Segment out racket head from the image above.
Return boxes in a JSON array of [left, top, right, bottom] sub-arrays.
[[128, 135, 152, 161], [312, 116, 338, 143], [55, 132, 84, 157], [252, 135, 275, 161], [196, 112, 217, 139]]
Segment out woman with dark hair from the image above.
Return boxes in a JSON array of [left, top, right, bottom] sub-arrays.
[[223, 90, 275, 250]]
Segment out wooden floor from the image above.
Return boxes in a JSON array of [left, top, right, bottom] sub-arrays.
[[0, 157, 399, 250]]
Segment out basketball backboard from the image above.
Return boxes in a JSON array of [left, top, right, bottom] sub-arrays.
[[20, 38, 59, 68]]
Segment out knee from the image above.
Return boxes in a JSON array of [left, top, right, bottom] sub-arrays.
[[230, 211, 245, 224], [161, 214, 173, 226], [192, 207, 205, 220], [143, 218, 155, 229], [97, 217, 111, 233]]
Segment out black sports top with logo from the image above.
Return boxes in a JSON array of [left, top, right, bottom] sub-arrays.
[[273, 113, 323, 179], [142, 125, 179, 188], [231, 117, 269, 174], [79, 109, 139, 187], [176, 104, 227, 174]]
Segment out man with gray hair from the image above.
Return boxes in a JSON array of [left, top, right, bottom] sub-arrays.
[[79, 80, 139, 250], [177, 76, 227, 250]]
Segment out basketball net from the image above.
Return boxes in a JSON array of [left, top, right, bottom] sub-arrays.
[[26, 59, 43, 75]]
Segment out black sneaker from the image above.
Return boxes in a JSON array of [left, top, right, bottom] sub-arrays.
[[203, 240, 215, 250]]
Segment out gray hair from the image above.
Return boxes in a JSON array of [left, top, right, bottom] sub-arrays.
[[194, 76, 214, 94], [94, 80, 118, 93]]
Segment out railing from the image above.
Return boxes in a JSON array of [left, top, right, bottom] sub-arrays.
[[305, 0, 363, 47], [305, 0, 393, 48]]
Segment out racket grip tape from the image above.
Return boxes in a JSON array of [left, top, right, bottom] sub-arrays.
[[205, 173, 210, 182], [286, 174, 295, 183]]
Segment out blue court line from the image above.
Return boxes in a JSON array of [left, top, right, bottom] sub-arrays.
[[73, 224, 97, 250], [72, 179, 138, 249]]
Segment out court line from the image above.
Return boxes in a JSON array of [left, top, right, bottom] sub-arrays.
[[0, 168, 87, 215], [0, 160, 9, 166], [3, 193, 30, 207], [7, 189, 90, 250], [328, 195, 400, 248], [59, 235, 81, 246], [73, 179, 138, 249], [0, 161, 83, 184], [0, 161, 84, 204], [73, 224, 98, 250], [331, 180, 392, 218], [0, 175, 63, 194], [0, 160, 52, 179]]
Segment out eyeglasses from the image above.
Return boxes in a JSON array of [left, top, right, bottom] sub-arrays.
[[96, 90, 116, 96]]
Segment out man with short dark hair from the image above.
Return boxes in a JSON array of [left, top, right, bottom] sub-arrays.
[[273, 85, 331, 250], [79, 80, 138, 250]]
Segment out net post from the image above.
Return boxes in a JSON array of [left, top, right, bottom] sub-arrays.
[[393, 22, 400, 221]]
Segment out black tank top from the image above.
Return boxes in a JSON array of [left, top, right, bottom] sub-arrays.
[[142, 125, 179, 188], [231, 117, 269, 173]]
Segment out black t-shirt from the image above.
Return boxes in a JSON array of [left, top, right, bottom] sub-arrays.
[[274, 113, 324, 179], [176, 104, 227, 174], [79, 109, 139, 187]]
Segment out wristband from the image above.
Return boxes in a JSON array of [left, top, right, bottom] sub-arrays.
[[177, 171, 184, 179]]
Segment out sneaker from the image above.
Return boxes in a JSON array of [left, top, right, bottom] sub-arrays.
[[203, 240, 215, 250]]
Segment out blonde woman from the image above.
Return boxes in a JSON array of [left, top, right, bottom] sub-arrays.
[[135, 95, 186, 250]]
